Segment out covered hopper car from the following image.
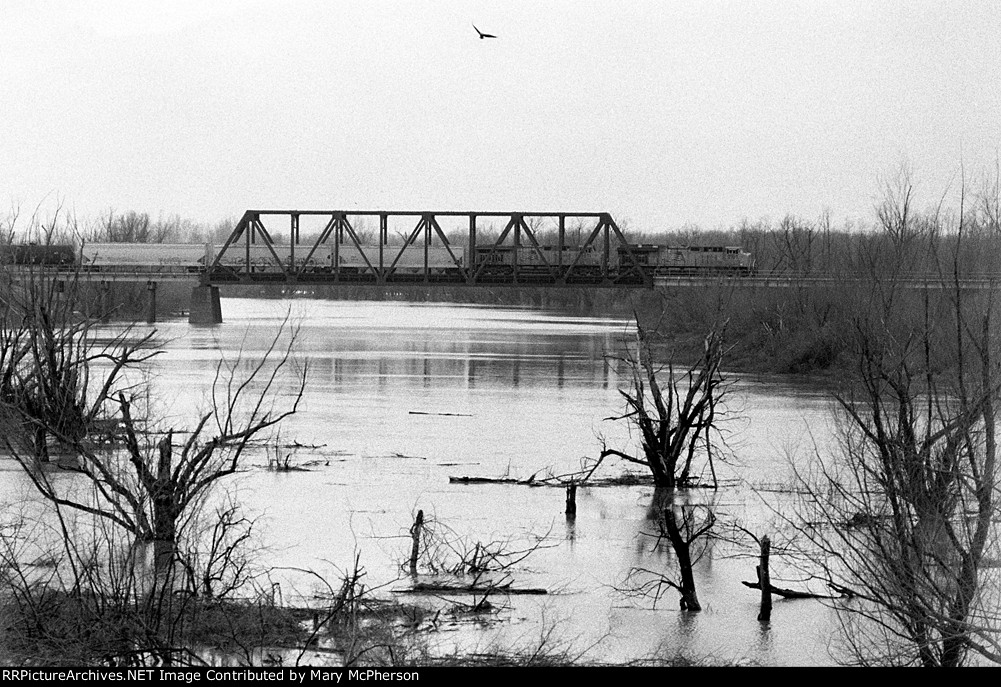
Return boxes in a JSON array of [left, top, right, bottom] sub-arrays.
[[0, 241, 754, 279]]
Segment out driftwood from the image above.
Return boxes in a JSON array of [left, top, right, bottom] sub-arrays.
[[449, 472, 655, 488], [409, 411, 473, 417], [398, 582, 547, 596], [449, 475, 538, 485], [741, 580, 840, 600]]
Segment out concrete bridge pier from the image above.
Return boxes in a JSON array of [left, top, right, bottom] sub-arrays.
[[99, 281, 111, 321], [188, 285, 222, 325], [146, 281, 157, 324]]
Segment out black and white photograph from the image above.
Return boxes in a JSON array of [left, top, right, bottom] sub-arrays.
[[1, 0, 1000, 671]]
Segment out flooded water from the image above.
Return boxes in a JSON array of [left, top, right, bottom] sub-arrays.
[[2, 298, 845, 666]]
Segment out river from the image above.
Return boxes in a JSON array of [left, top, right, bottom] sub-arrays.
[[5, 297, 846, 666]]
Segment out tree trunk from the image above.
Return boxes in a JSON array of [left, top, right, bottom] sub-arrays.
[[664, 506, 701, 611], [151, 435, 176, 576], [152, 500, 176, 577], [647, 454, 676, 488], [34, 425, 49, 464], [409, 509, 424, 576], [565, 481, 577, 517], [757, 535, 772, 621]]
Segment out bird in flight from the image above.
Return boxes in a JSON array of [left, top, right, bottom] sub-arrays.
[[473, 24, 497, 39]]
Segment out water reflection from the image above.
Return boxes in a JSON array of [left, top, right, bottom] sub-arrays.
[[756, 619, 774, 659], [61, 298, 845, 665], [297, 346, 615, 392], [564, 518, 577, 545]]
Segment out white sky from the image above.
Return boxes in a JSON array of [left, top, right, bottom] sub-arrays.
[[2, 1, 1000, 232]]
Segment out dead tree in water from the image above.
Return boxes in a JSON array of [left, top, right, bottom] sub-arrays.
[[625, 491, 716, 612], [409, 510, 424, 576], [601, 320, 731, 489], [0, 270, 307, 575], [602, 317, 731, 612], [9, 324, 305, 576], [662, 501, 715, 611]]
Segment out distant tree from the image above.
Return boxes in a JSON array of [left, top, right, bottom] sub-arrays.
[[91, 210, 187, 243], [0, 197, 79, 246], [978, 161, 1001, 237], [776, 215, 816, 274], [875, 163, 923, 248]]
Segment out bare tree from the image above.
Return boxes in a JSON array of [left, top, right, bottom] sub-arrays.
[[600, 313, 732, 611], [788, 191, 1001, 666], [876, 163, 919, 247], [0, 197, 79, 246], [620, 490, 718, 613], [0, 270, 306, 574], [775, 215, 816, 274], [0, 270, 158, 461], [90, 210, 177, 243], [978, 160, 1001, 237], [600, 318, 731, 490]]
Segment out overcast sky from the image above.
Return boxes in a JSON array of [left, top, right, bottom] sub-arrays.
[[2, 1, 999, 232]]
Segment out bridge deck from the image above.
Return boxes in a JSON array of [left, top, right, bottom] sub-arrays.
[[6, 266, 997, 290]]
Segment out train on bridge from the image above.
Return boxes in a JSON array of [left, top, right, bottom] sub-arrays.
[[0, 242, 754, 280]]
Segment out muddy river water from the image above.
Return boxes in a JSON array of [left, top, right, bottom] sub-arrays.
[[5, 298, 847, 666]]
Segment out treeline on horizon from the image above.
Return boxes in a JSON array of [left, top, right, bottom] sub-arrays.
[[5, 168, 1001, 278], [3, 169, 1000, 376]]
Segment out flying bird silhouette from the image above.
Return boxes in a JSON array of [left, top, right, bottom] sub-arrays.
[[473, 24, 497, 39]]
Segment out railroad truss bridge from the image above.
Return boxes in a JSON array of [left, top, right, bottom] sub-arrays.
[[205, 210, 650, 288]]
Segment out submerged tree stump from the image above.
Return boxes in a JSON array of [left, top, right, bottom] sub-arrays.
[[409, 510, 424, 576], [565, 481, 577, 518], [758, 535, 772, 622]]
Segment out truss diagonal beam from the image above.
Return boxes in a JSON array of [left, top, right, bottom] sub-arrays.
[[428, 216, 467, 273], [207, 211, 252, 278], [606, 215, 649, 285], [340, 215, 379, 276], [207, 210, 646, 288], [472, 217, 517, 281], [295, 214, 338, 279], [561, 217, 605, 279], [385, 216, 427, 276], [518, 217, 559, 281], [250, 217, 289, 278]]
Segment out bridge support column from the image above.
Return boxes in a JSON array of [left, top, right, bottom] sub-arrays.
[[188, 285, 222, 325], [99, 281, 111, 321], [146, 281, 157, 324]]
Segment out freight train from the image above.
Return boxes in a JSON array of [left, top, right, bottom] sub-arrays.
[[0, 242, 754, 279]]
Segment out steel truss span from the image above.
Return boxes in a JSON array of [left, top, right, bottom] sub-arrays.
[[206, 211, 653, 288]]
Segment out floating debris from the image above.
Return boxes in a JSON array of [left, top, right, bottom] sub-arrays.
[[397, 582, 547, 596]]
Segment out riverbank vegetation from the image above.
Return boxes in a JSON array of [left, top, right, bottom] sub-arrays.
[[0, 268, 316, 665], [775, 181, 1001, 665], [789, 278, 1000, 666]]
